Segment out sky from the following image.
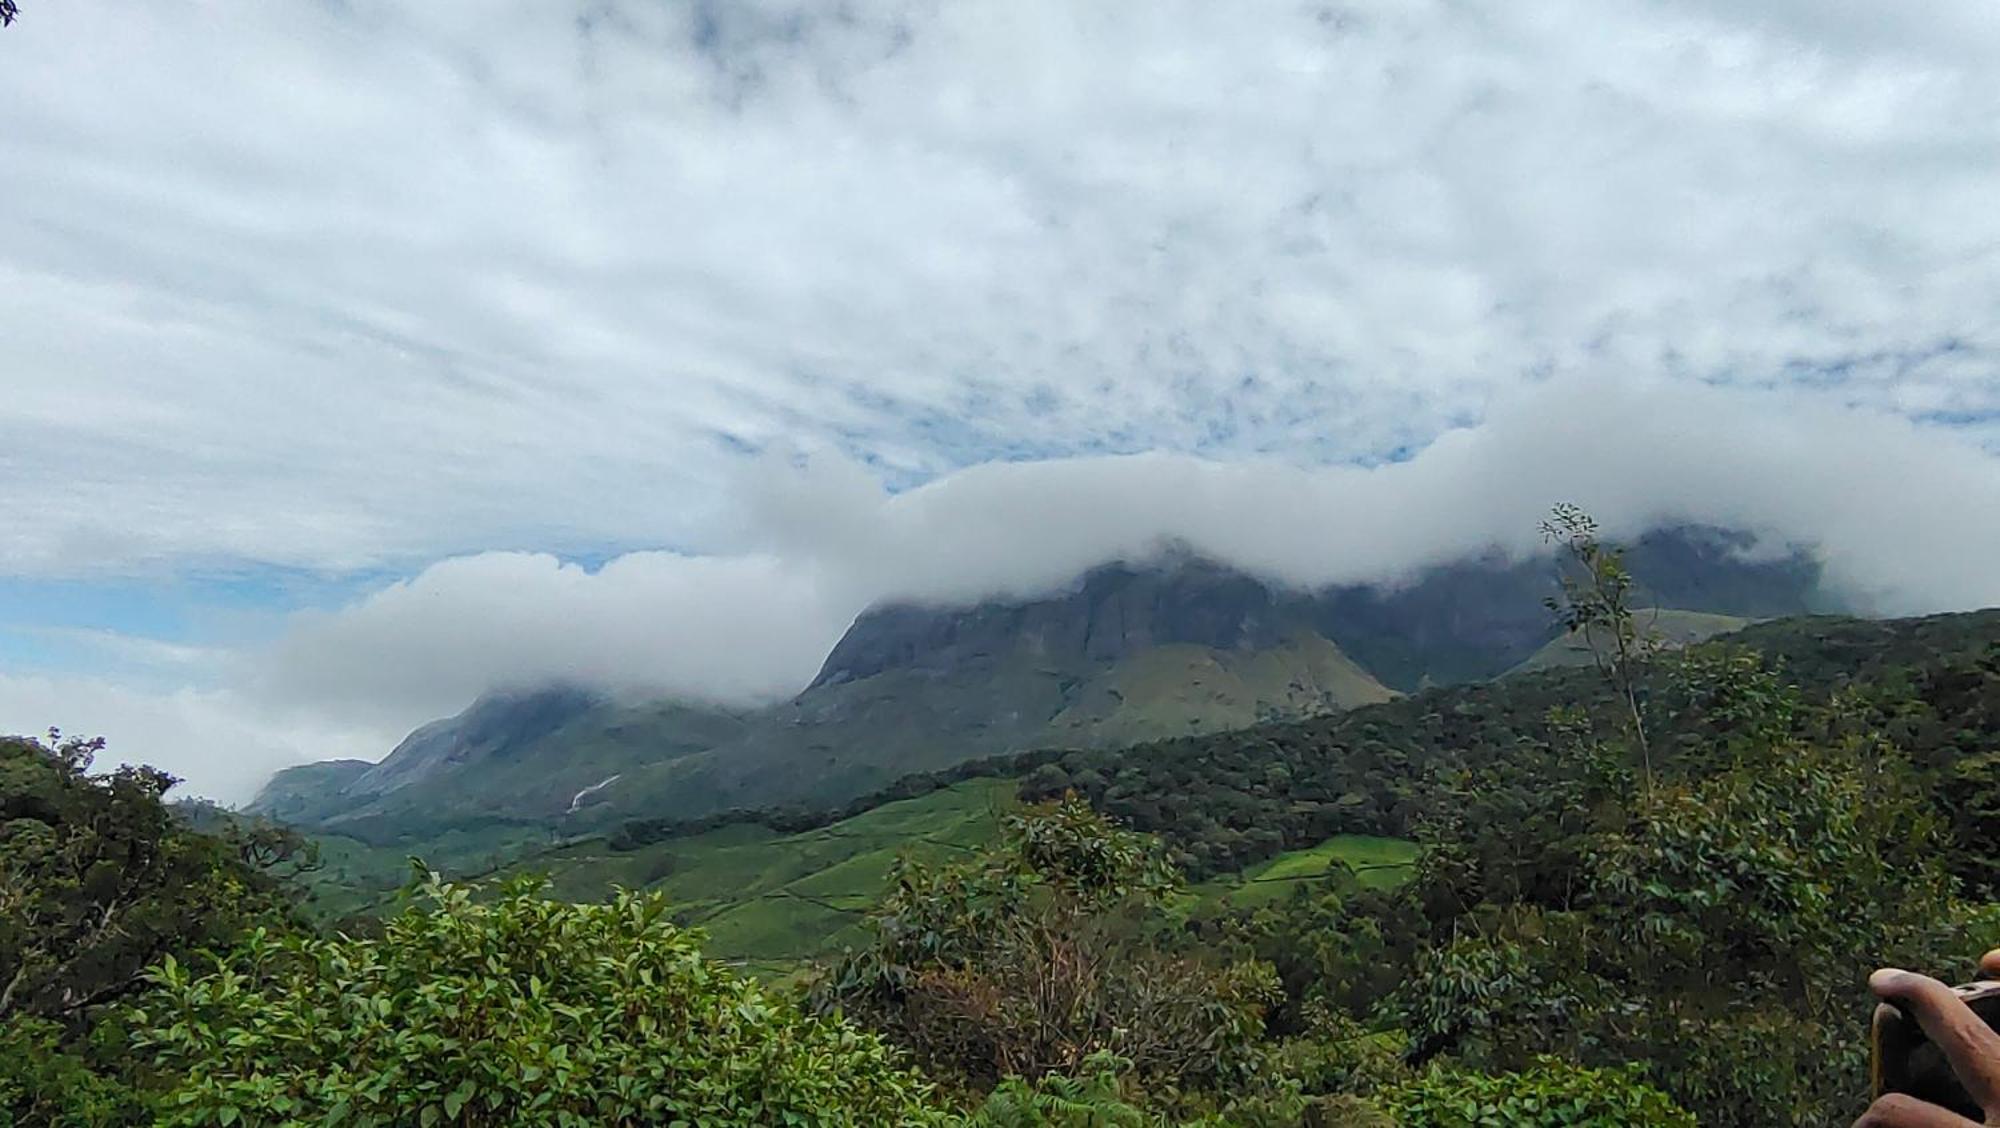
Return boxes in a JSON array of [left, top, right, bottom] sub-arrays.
[[4, 0, 2000, 804]]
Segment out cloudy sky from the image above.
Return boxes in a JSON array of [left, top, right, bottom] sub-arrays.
[[5, 0, 2000, 803]]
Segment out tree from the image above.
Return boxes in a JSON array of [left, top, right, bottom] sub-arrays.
[[0, 732, 293, 1026], [1383, 649, 1994, 1124], [0, 3, 17, 29], [1540, 503, 1657, 791], [817, 796, 1278, 1099], [133, 872, 944, 1126]]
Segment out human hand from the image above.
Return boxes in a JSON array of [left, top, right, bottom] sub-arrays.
[[1856, 952, 2000, 1127]]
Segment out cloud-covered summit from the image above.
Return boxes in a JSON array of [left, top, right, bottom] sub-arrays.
[[257, 377, 2000, 740], [4, 1, 2000, 802]]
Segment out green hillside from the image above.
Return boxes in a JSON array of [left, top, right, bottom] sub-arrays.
[[259, 633, 1397, 846], [297, 775, 1423, 977], [291, 611, 2000, 939], [1191, 834, 1419, 910], [1502, 607, 1749, 676], [511, 778, 1018, 974], [260, 694, 752, 839], [517, 778, 1421, 975], [294, 823, 555, 922], [1010, 610, 2000, 878]]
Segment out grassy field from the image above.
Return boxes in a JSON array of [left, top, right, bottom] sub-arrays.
[[497, 777, 1019, 974], [297, 776, 1418, 977], [297, 823, 557, 922], [1190, 835, 1420, 910]]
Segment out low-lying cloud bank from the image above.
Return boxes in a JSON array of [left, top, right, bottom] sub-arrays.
[[21, 378, 2000, 804], [738, 377, 2000, 613], [253, 552, 845, 726], [0, 674, 405, 803], [253, 378, 2000, 740]]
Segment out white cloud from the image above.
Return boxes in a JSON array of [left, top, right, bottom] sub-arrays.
[[5, 1, 2000, 802], [0, 674, 400, 806], [232, 378, 1999, 780], [250, 550, 846, 727], [2, 0, 1998, 577], [11, 376, 2000, 804], [732, 377, 2000, 616]]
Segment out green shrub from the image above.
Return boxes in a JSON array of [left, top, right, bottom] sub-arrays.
[[818, 796, 1276, 1095], [966, 1054, 1149, 1127], [1380, 1057, 1696, 1127], [132, 874, 943, 1127], [0, 1015, 143, 1128]]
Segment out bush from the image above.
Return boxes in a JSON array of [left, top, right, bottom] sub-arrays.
[[817, 797, 1276, 1097], [132, 874, 943, 1127], [966, 1054, 1149, 1127], [0, 1015, 143, 1128], [1379, 1057, 1696, 1127]]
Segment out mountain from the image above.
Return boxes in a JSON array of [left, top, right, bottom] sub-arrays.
[[292, 608, 2000, 947], [249, 529, 1830, 841], [242, 758, 373, 825], [1503, 608, 1751, 677], [255, 689, 757, 842]]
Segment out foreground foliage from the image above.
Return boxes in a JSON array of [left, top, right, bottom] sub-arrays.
[[1373, 648, 1999, 1123], [817, 796, 1279, 1102], [1379, 1057, 1695, 1127], [0, 1014, 145, 1126], [133, 875, 942, 1126], [0, 732, 297, 1027]]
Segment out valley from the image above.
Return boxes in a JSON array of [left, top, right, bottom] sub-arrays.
[[291, 773, 1423, 977]]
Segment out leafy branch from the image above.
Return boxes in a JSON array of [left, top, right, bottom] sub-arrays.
[[1540, 503, 1658, 792]]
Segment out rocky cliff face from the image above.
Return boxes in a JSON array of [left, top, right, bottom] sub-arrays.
[[810, 557, 1297, 688], [1303, 526, 1824, 690], [815, 527, 1826, 694]]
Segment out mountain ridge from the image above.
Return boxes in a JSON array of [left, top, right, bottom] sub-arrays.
[[250, 529, 1828, 838]]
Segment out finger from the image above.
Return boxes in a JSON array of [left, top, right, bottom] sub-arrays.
[[1873, 968, 2000, 1114], [1979, 950, 2000, 979], [1853, 1092, 1981, 1127]]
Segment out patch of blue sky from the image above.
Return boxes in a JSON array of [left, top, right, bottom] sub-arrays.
[[0, 566, 398, 659], [817, 383, 1115, 488], [0, 629, 84, 678], [0, 625, 205, 685]]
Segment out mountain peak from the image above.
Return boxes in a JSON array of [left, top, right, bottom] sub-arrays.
[[339, 683, 606, 800], [809, 555, 1292, 690]]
